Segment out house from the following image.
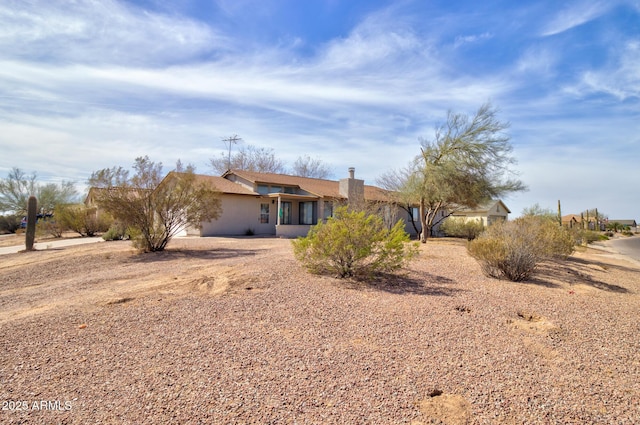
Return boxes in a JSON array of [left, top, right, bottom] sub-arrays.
[[608, 219, 637, 232], [447, 199, 511, 228], [561, 214, 580, 228], [185, 168, 419, 238]]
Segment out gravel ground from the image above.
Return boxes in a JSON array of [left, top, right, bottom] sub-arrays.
[[1, 236, 639, 424]]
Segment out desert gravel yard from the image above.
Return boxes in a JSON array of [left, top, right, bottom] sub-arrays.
[[1, 236, 639, 424]]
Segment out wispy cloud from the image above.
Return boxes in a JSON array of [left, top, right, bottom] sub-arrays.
[[540, 1, 611, 36], [453, 32, 492, 48], [0, 0, 223, 65], [563, 41, 640, 100]]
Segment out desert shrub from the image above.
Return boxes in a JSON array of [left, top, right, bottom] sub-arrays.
[[56, 204, 113, 237], [0, 214, 21, 234], [468, 216, 575, 282], [575, 229, 606, 245], [102, 222, 135, 241], [38, 217, 64, 238], [622, 229, 633, 237], [439, 217, 485, 240], [292, 206, 419, 278]]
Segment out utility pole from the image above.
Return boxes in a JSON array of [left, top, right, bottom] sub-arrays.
[[222, 135, 242, 171]]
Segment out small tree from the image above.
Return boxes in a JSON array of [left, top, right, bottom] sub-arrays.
[[292, 206, 419, 278], [93, 157, 222, 252], [468, 216, 575, 282], [0, 168, 77, 216], [381, 103, 526, 243]]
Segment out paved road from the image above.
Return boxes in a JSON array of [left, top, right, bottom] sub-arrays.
[[606, 236, 640, 262], [0, 237, 104, 255]]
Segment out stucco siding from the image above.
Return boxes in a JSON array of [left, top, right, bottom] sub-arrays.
[[199, 194, 268, 236]]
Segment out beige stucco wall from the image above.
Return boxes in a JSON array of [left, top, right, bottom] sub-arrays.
[[197, 194, 275, 236]]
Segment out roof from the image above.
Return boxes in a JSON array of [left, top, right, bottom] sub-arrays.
[[193, 174, 257, 195], [457, 199, 511, 214], [609, 219, 637, 226], [221, 169, 391, 202]]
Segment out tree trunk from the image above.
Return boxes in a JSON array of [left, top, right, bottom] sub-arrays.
[[419, 197, 428, 243]]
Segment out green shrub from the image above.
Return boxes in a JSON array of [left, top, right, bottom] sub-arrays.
[[102, 223, 135, 241], [439, 217, 485, 240], [575, 229, 605, 245], [468, 216, 575, 282], [56, 204, 113, 237], [0, 214, 21, 234], [292, 206, 419, 278]]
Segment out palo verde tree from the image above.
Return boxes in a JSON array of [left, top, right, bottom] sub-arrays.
[[92, 157, 222, 252], [0, 168, 77, 216], [380, 103, 526, 243]]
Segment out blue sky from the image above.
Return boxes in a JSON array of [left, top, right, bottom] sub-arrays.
[[1, 0, 638, 219]]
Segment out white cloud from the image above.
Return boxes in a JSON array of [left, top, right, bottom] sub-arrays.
[[453, 32, 493, 48], [563, 41, 640, 100], [540, 1, 611, 36], [0, 0, 223, 65]]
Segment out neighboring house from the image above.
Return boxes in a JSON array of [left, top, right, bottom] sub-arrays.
[[608, 219, 637, 232], [186, 168, 419, 238], [561, 214, 580, 228], [447, 199, 511, 229]]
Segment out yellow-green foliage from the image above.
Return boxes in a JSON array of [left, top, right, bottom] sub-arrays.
[[292, 206, 419, 278], [439, 217, 485, 240], [468, 216, 575, 282], [55, 204, 113, 237]]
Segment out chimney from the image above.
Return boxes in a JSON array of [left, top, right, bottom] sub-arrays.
[[339, 167, 364, 203]]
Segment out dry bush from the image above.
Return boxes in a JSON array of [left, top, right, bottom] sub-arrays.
[[468, 216, 575, 282]]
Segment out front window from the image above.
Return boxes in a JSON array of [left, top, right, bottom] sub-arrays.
[[260, 203, 269, 223], [257, 185, 268, 195], [299, 201, 317, 225], [323, 201, 333, 220]]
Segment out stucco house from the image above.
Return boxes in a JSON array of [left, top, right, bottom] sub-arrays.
[[447, 199, 511, 227], [185, 168, 419, 238], [608, 219, 637, 232]]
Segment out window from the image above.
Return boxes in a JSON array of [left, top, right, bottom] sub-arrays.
[[280, 202, 292, 225], [270, 186, 282, 193], [410, 207, 419, 221], [257, 185, 268, 195], [299, 202, 317, 225], [323, 201, 333, 220], [284, 187, 296, 194], [260, 203, 269, 223]]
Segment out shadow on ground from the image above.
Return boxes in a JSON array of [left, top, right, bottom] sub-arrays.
[[127, 247, 263, 263], [345, 272, 466, 297], [526, 257, 631, 293]]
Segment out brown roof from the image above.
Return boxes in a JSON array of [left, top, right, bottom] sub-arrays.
[[222, 170, 391, 202], [193, 174, 257, 195]]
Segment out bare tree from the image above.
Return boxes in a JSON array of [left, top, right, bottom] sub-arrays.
[[291, 156, 332, 179], [210, 145, 286, 175]]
